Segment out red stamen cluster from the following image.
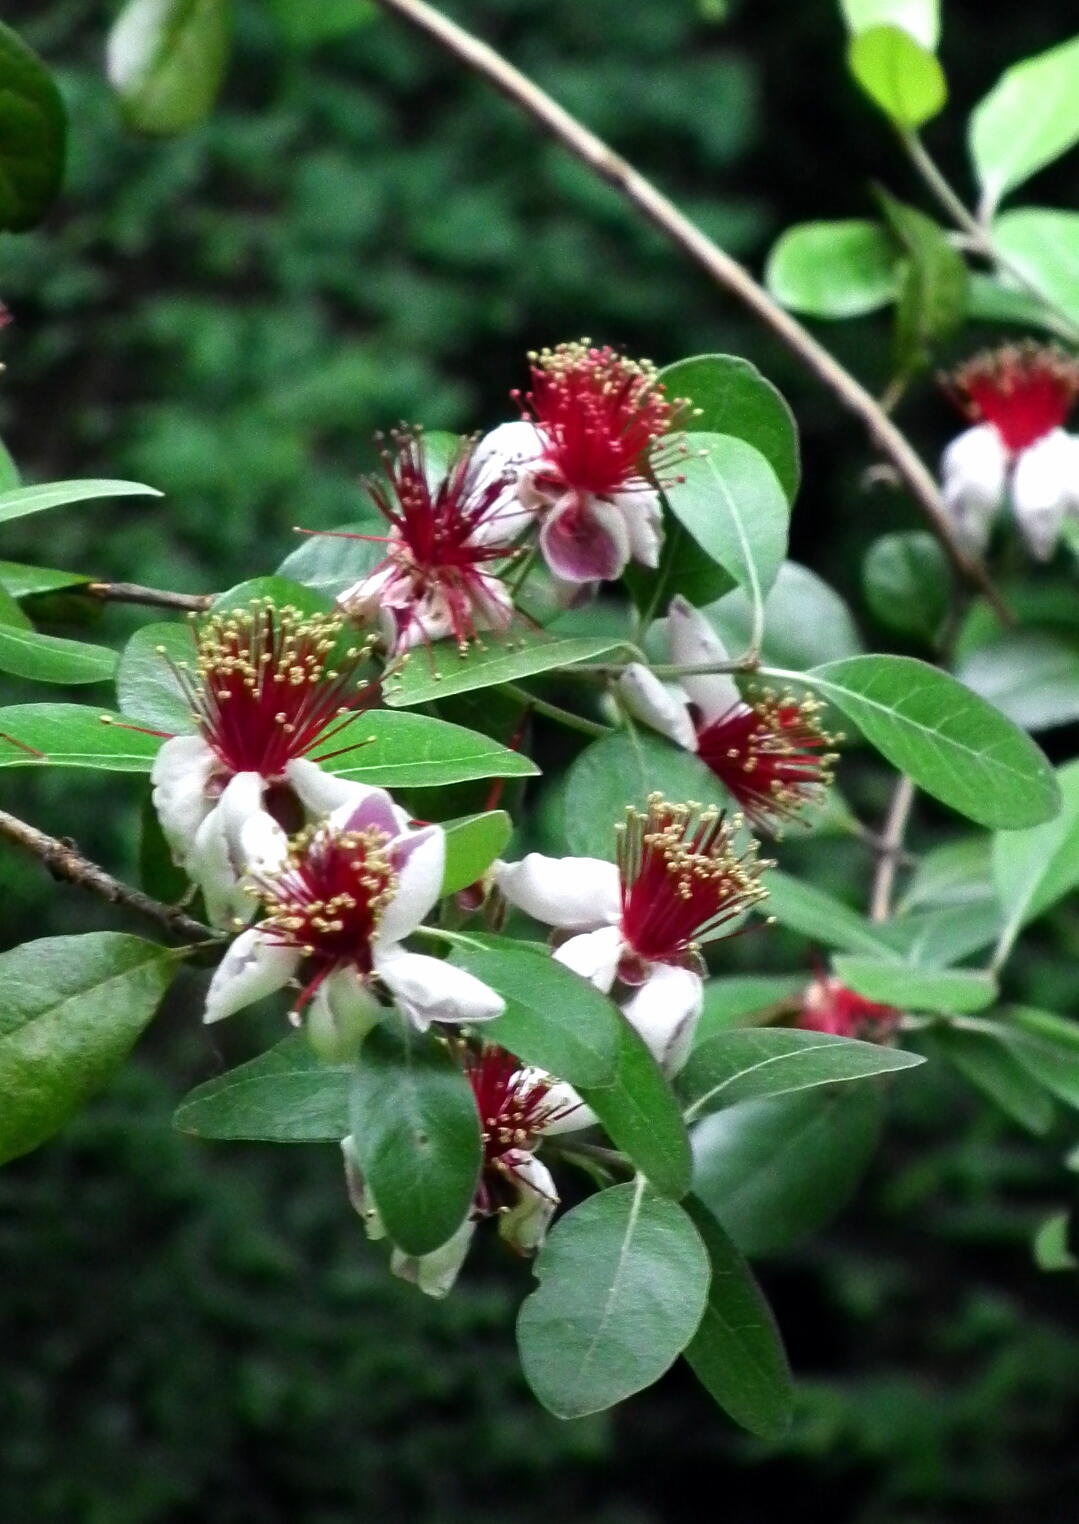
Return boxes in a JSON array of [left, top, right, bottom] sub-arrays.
[[461, 1044, 573, 1214], [615, 795, 770, 969], [944, 342, 1079, 455], [256, 823, 398, 982], [796, 976, 899, 1043], [516, 340, 685, 498], [695, 689, 837, 834], [173, 600, 377, 778], [363, 428, 520, 649]]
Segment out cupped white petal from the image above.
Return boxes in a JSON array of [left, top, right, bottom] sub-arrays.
[[203, 927, 300, 1024], [189, 801, 252, 929], [620, 962, 703, 1076], [665, 595, 742, 723], [390, 1217, 476, 1298], [536, 1077, 597, 1135], [612, 487, 663, 569], [1012, 428, 1079, 560], [940, 423, 1007, 554], [499, 1152, 558, 1253], [286, 758, 375, 823], [540, 493, 631, 583], [379, 824, 445, 944], [374, 946, 505, 1030], [617, 663, 697, 751], [468, 420, 546, 545], [553, 924, 624, 992], [150, 734, 217, 864], [327, 784, 409, 839], [493, 852, 621, 930]]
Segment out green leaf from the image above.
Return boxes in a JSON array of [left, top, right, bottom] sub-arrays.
[[848, 25, 946, 128], [1033, 1212, 1077, 1272], [384, 634, 628, 707], [969, 35, 1079, 215], [965, 273, 1066, 335], [623, 512, 735, 616], [517, 1179, 710, 1418], [992, 760, 1079, 963], [680, 1027, 922, 1120], [876, 191, 968, 371], [448, 933, 621, 1088], [682, 1194, 793, 1438], [764, 869, 901, 957], [956, 631, 1079, 734], [692, 1085, 884, 1255], [276, 522, 384, 597], [663, 433, 789, 618], [0, 582, 29, 628], [107, 0, 232, 136], [697, 974, 805, 1042], [0, 625, 118, 686], [898, 835, 994, 913], [174, 1033, 350, 1141], [863, 532, 950, 644], [932, 1027, 1053, 1135], [0, 478, 161, 526], [562, 731, 732, 861], [703, 561, 864, 671], [658, 355, 800, 501], [347, 1023, 481, 1257], [840, 0, 939, 48], [765, 220, 900, 318], [0, 22, 66, 232], [209, 575, 331, 618], [999, 1008, 1079, 1112], [0, 562, 92, 600], [440, 812, 512, 897], [115, 622, 196, 733], [266, 0, 376, 46], [794, 655, 1059, 829], [0, 704, 161, 770], [886, 900, 1003, 970], [0, 933, 173, 1164], [831, 957, 997, 1013], [321, 713, 540, 788], [992, 209, 1079, 328], [579, 1017, 693, 1199]]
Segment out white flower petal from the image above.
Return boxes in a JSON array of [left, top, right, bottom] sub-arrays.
[[499, 1152, 558, 1253], [620, 963, 703, 1076], [553, 924, 623, 992], [612, 487, 663, 569], [203, 927, 299, 1024], [327, 784, 410, 839], [1012, 428, 1078, 560], [617, 663, 697, 750], [379, 824, 445, 944], [468, 420, 545, 545], [336, 562, 396, 623], [665, 595, 742, 723], [340, 1137, 387, 1239], [537, 1077, 597, 1135], [150, 734, 216, 864], [940, 423, 1007, 554], [189, 804, 248, 929], [391, 1217, 476, 1298], [493, 853, 621, 930], [286, 758, 374, 822], [374, 946, 504, 1030]]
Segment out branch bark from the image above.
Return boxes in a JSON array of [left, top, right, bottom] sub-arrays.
[[369, 0, 1010, 624], [87, 582, 211, 613], [869, 774, 916, 923]]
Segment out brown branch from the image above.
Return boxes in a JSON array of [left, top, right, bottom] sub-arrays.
[[369, 0, 1010, 625], [87, 582, 211, 613], [869, 774, 916, 923], [0, 808, 217, 943]]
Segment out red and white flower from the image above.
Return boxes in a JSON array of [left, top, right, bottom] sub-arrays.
[[494, 796, 770, 1074], [342, 1043, 585, 1297], [795, 975, 899, 1042], [336, 428, 528, 654], [477, 341, 685, 584], [941, 342, 1079, 559], [203, 789, 504, 1037], [618, 597, 836, 834], [151, 601, 380, 926]]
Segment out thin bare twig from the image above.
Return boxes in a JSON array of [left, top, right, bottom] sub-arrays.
[[869, 774, 916, 923], [0, 807, 217, 943], [87, 582, 211, 613], [368, 0, 1011, 624]]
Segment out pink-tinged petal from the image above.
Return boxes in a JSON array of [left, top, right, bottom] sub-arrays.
[[379, 824, 445, 944], [617, 663, 697, 750], [468, 420, 545, 544], [390, 1217, 476, 1298], [329, 785, 408, 840], [940, 423, 1007, 554], [499, 1152, 558, 1253], [553, 924, 623, 992], [374, 946, 505, 1030], [620, 963, 703, 1076], [540, 492, 631, 582], [612, 487, 663, 568], [307, 966, 384, 1060], [340, 1137, 387, 1239], [665, 596, 741, 723], [534, 1077, 597, 1135], [204, 928, 300, 1024], [336, 562, 397, 623], [493, 853, 621, 930], [1012, 428, 1078, 560], [286, 758, 375, 823], [151, 734, 217, 865]]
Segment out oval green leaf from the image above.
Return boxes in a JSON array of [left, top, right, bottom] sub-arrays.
[[848, 25, 946, 128], [658, 355, 800, 501], [970, 35, 1079, 215], [440, 812, 512, 897], [107, 0, 232, 136], [174, 1032, 350, 1141], [384, 634, 629, 707], [0, 478, 162, 526], [0, 625, 118, 685], [992, 759, 1079, 964], [863, 531, 950, 643], [0, 704, 162, 770], [579, 1016, 693, 1198], [765, 220, 899, 318], [831, 956, 997, 1013], [0, 22, 66, 232]]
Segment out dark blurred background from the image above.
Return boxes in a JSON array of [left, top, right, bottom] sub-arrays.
[[2, 2, 1079, 1520]]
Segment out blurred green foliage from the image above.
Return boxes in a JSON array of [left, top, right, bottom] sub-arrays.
[[3, 0, 1079, 1520]]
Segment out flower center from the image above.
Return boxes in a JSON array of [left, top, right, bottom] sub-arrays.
[[173, 600, 377, 779], [461, 1043, 573, 1214], [694, 689, 837, 834], [516, 340, 685, 498], [615, 795, 770, 966], [945, 342, 1079, 454], [256, 823, 399, 976]]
